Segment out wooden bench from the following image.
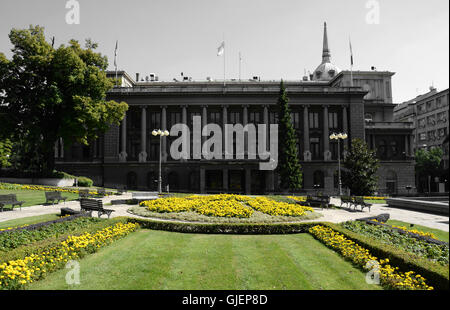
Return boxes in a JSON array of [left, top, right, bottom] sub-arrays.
[[305, 195, 330, 210], [352, 197, 372, 212], [340, 195, 354, 209], [45, 191, 68, 205], [0, 194, 24, 212], [80, 198, 114, 218]]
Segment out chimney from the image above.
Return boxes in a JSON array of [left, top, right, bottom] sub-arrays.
[[136, 73, 139, 82]]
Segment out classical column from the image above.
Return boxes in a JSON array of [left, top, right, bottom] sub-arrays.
[[139, 106, 147, 162], [342, 106, 349, 151], [119, 112, 127, 162], [303, 105, 311, 161], [243, 105, 248, 156], [404, 134, 409, 158], [222, 105, 228, 157], [323, 105, 331, 161], [202, 105, 207, 146], [263, 105, 269, 153], [182, 105, 188, 159], [161, 106, 167, 162]]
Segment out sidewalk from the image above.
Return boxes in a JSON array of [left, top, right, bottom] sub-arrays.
[[1, 195, 448, 232]]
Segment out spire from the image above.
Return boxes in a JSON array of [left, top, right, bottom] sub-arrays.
[[322, 22, 331, 63]]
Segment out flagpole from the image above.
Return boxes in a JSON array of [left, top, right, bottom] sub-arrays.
[[349, 37, 353, 87], [239, 52, 241, 81]]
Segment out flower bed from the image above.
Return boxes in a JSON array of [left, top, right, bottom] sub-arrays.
[[341, 221, 449, 265], [309, 225, 433, 290], [139, 195, 314, 219], [0, 221, 139, 289]]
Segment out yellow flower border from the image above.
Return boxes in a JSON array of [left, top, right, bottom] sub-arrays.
[[309, 225, 433, 290]]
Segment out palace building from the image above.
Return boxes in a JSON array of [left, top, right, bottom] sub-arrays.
[[55, 23, 416, 195]]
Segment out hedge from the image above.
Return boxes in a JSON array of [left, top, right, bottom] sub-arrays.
[[126, 218, 324, 234]]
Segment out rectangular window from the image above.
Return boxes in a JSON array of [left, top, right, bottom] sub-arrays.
[[249, 111, 261, 124], [310, 137, 321, 159], [419, 133, 427, 141], [150, 112, 161, 130], [229, 112, 240, 124], [290, 112, 300, 129], [309, 112, 319, 129], [328, 112, 339, 130], [209, 112, 221, 124]]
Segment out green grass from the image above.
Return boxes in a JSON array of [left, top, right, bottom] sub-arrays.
[[0, 189, 79, 209], [28, 229, 381, 290], [0, 214, 61, 230], [364, 199, 387, 204], [386, 219, 449, 243]]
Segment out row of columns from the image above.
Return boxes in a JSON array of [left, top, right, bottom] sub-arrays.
[[118, 104, 350, 162]]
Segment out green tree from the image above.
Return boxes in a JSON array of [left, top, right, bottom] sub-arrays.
[[341, 138, 379, 196], [0, 139, 12, 168], [0, 25, 128, 175], [277, 80, 302, 191], [415, 148, 443, 192]]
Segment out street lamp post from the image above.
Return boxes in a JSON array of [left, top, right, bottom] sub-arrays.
[[330, 132, 348, 196], [152, 129, 170, 194]]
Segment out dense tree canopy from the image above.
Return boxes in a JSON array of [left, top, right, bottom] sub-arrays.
[[276, 80, 302, 191], [341, 138, 379, 196], [415, 148, 443, 177], [0, 25, 128, 174]]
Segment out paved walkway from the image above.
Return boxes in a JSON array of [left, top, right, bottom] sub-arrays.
[[1, 195, 448, 232]]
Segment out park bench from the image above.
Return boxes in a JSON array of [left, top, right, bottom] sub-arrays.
[[340, 195, 355, 209], [352, 197, 372, 212], [45, 191, 68, 205], [0, 194, 24, 212], [80, 198, 114, 218], [78, 189, 95, 199], [305, 195, 330, 210]]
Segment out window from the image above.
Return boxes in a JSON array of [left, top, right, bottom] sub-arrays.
[[309, 112, 319, 129], [209, 112, 221, 124], [427, 115, 436, 126], [417, 104, 425, 114], [150, 112, 161, 130], [390, 141, 399, 157], [229, 111, 240, 124], [418, 118, 426, 128], [249, 111, 261, 124], [329, 112, 339, 129], [330, 141, 338, 160], [291, 112, 300, 129], [364, 113, 373, 122], [310, 137, 321, 159], [419, 133, 427, 141], [169, 112, 181, 128], [436, 97, 443, 108], [377, 140, 387, 159], [269, 112, 278, 124]]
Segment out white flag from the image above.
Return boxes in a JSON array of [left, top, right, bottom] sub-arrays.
[[114, 40, 118, 67], [217, 41, 225, 56]]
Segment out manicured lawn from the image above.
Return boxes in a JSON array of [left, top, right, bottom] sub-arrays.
[[28, 229, 381, 290], [364, 199, 386, 204], [386, 219, 449, 242], [0, 189, 79, 208], [0, 214, 61, 229]]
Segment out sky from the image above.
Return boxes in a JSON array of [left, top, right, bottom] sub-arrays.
[[0, 0, 448, 103]]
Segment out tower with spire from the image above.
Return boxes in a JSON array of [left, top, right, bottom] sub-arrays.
[[312, 22, 341, 81]]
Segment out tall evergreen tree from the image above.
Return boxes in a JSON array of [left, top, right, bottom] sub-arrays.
[[277, 80, 302, 191], [341, 138, 379, 195]]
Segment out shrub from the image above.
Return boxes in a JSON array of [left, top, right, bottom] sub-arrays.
[[76, 176, 93, 187]]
